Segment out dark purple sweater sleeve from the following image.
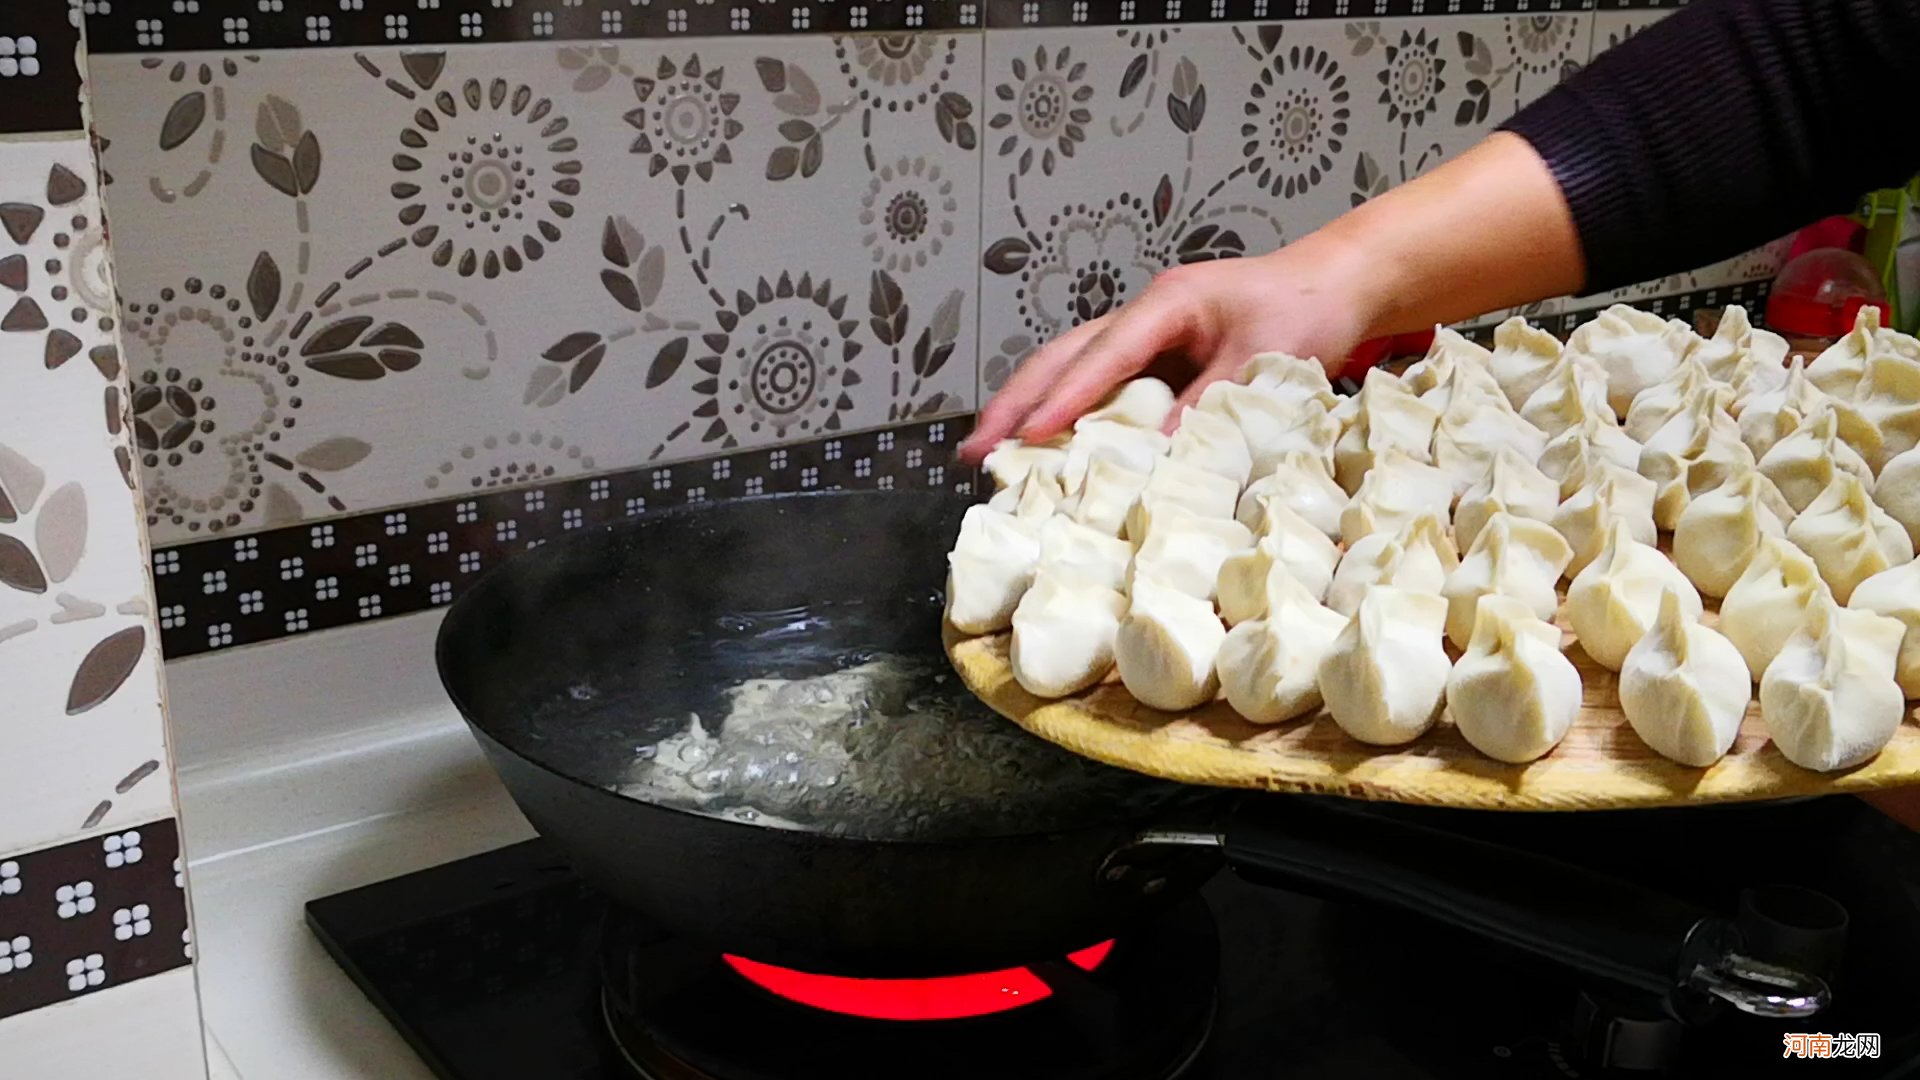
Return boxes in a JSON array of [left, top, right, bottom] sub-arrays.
[[1501, 0, 1920, 294]]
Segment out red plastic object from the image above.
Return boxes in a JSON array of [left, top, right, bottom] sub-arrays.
[[721, 940, 1117, 1021], [1765, 247, 1890, 337], [1785, 216, 1867, 263]]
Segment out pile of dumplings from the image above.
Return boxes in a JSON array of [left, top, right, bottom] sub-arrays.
[[949, 304, 1920, 775]]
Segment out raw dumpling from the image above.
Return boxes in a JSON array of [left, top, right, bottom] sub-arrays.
[[1691, 304, 1789, 386], [1759, 595, 1907, 772], [1242, 352, 1340, 410], [1237, 451, 1347, 540], [1623, 358, 1732, 442], [1565, 520, 1703, 671], [1319, 587, 1452, 746], [1079, 378, 1176, 431], [1128, 506, 1254, 600], [1446, 595, 1583, 763], [1672, 468, 1790, 599], [1728, 347, 1792, 407], [1401, 326, 1495, 398], [1875, 445, 1920, 549], [1430, 392, 1549, 496], [1553, 463, 1658, 578], [1720, 536, 1833, 680], [988, 468, 1067, 520], [1455, 446, 1562, 552], [1540, 411, 1644, 498], [1167, 406, 1254, 489], [1339, 449, 1456, 544], [1488, 315, 1566, 409], [1848, 559, 1920, 698], [1069, 456, 1152, 537], [1418, 354, 1509, 417], [1009, 571, 1128, 698], [1114, 577, 1227, 711], [1619, 590, 1752, 766], [946, 505, 1044, 634], [1785, 473, 1915, 604], [1804, 304, 1884, 399], [1218, 504, 1342, 622], [1037, 515, 1134, 595], [984, 439, 1066, 492], [1059, 421, 1170, 494], [1198, 381, 1339, 476], [1736, 357, 1877, 463], [1441, 513, 1574, 650], [1637, 391, 1752, 529], [1757, 406, 1876, 514], [1332, 369, 1441, 493], [1519, 352, 1613, 437], [1217, 567, 1350, 724], [1567, 304, 1696, 417], [1326, 511, 1459, 616], [1851, 351, 1920, 470], [1125, 459, 1241, 542]]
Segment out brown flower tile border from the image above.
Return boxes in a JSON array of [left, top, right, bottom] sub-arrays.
[[149, 416, 978, 659], [0, 818, 192, 1023]]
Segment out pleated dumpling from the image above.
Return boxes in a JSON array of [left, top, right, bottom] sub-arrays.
[[1759, 594, 1907, 772], [1036, 515, 1134, 595], [1637, 391, 1753, 529], [1737, 358, 1824, 459], [1540, 411, 1644, 499], [1217, 503, 1342, 622], [1009, 570, 1128, 698], [1242, 352, 1340, 410], [1720, 536, 1833, 680], [1728, 346, 1792, 407], [1402, 326, 1495, 397], [1125, 458, 1241, 542], [1318, 587, 1452, 746], [1851, 351, 1920, 471], [1875, 445, 1920, 550], [1417, 352, 1509, 417], [1078, 377, 1176, 431], [1553, 462, 1658, 579], [1488, 315, 1566, 409], [1758, 405, 1876, 514], [1217, 565, 1349, 724], [1236, 451, 1347, 541], [1167, 405, 1254, 489], [1198, 381, 1338, 476], [1619, 590, 1753, 766], [1804, 304, 1885, 399], [1058, 420, 1169, 494], [1565, 519, 1703, 671], [1332, 369, 1441, 493], [1567, 304, 1697, 417], [1114, 577, 1227, 711], [1068, 456, 1152, 538], [1848, 558, 1920, 698], [1430, 390, 1550, 496], [1441, 512, 1574, 650], [1326, 511, 1459, 616], [1519, 352, 1613, 437], [1785, 473, 1915, 604], [1339, 449, 1455, 544], [984, 439, 1067, 492], [1445, 595, 1583, 764], [1672, 468, 1790, 599], [988, 468, 1067, 521], [1690, 304, 1789, 386], [946, 504, 1044, 634], [1454, 446, 1561, 552], [1127, 505, 1254, 601], [1623, 357, 1732, 442]]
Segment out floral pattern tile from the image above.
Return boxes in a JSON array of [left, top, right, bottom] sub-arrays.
[[90, 35, 984, 546], [977, 14, 1589, 395]]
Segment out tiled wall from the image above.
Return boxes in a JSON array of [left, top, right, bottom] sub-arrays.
[[0, 2, 205, 1071], [76, 0, 1782, 661]]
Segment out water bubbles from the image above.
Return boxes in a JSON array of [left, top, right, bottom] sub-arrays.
[[567, 683, 597, 702], [716, 613, 756, 633]]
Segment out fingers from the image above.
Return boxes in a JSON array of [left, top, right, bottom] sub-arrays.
[[960, 316, 1110, 461], [1016, 293, 1198, 443], [1163, 364, 1237, 433]]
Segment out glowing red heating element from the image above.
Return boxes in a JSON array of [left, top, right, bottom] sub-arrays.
[[721, 941, 1117, 1021]]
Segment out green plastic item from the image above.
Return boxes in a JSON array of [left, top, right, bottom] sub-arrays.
[[1859, 177, 1920, 334]]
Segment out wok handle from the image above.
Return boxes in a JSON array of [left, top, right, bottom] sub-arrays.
[[1151, 796, 1829, 1017]]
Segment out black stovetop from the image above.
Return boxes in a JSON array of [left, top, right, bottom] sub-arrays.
[[308, 797, 1920, 1080]]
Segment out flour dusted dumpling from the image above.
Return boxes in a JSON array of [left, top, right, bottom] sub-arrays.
[[1128, 506, 1254, 601], [1431, 392, 1549, 496], [1339, 449, 1455, 544], [1568, 304, 1697, 417], [1217, 567, 1349, 724], [1553, 463, 1658, 578], [1638, 391, 1752, 529], [1332, 369, 1441, 493], [1540, 411, 1643, 498], [1326, 511, 1458, 616], [1852, 352, 1920, 470], [988, 468, 1067, 520], [1218, 504, 1342, 622], [1418, 353, 1510, 417], [1804, 304, 1884, 399], [1036, 515, 1134, 595], [1125, 459, 1241, 542], [1059, 421, 1169, 494], [1167, 405, 1254, 489], [1760, 595, 1907, 772], [1758, 406, 1876, 514], [1691, 304, 1789, 386], [1624, 358, 1732, 442], [1519, 352, 1613, 437], [1786, 473, 1915, 604], [1198, 381, 1339, 476], [1619, 590, 1752, 767], [1242, 352, 1340, 410], [984, 439, 1067, 492], [1319, 587, 1452, 746], [1079, 378, 1177, 431], [1455, 446, 1561, 552], [1446, 595, 1583, 764], [1402, 326, 1494, 398], [1848, 559, 1920, 698], [1114, 577, 1227, 711], [1236, 452, 1346, 540], [1566, 520, 1703, 671], [1488, 315, 1566, 409], [1875, 445, 1920, 550], [946, 505, 1044, 634], [1009, 571, 1128, 698], [1672, 469, 1790, 599], [1069, 456, 1152, 538], [1720, 536, 1833, 680], [1441, 513, 1573, 650]]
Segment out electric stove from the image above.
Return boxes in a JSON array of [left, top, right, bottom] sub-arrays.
[[308, 797, 1920, 1079]]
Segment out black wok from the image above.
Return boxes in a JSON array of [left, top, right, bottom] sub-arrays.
[[436, 488, 1829, 1020]]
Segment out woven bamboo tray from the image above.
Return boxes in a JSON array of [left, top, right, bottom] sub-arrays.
[[944, 602, 1920, 810]]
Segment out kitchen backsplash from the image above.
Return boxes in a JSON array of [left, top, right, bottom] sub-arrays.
[[78, 0, 1782, 661]]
